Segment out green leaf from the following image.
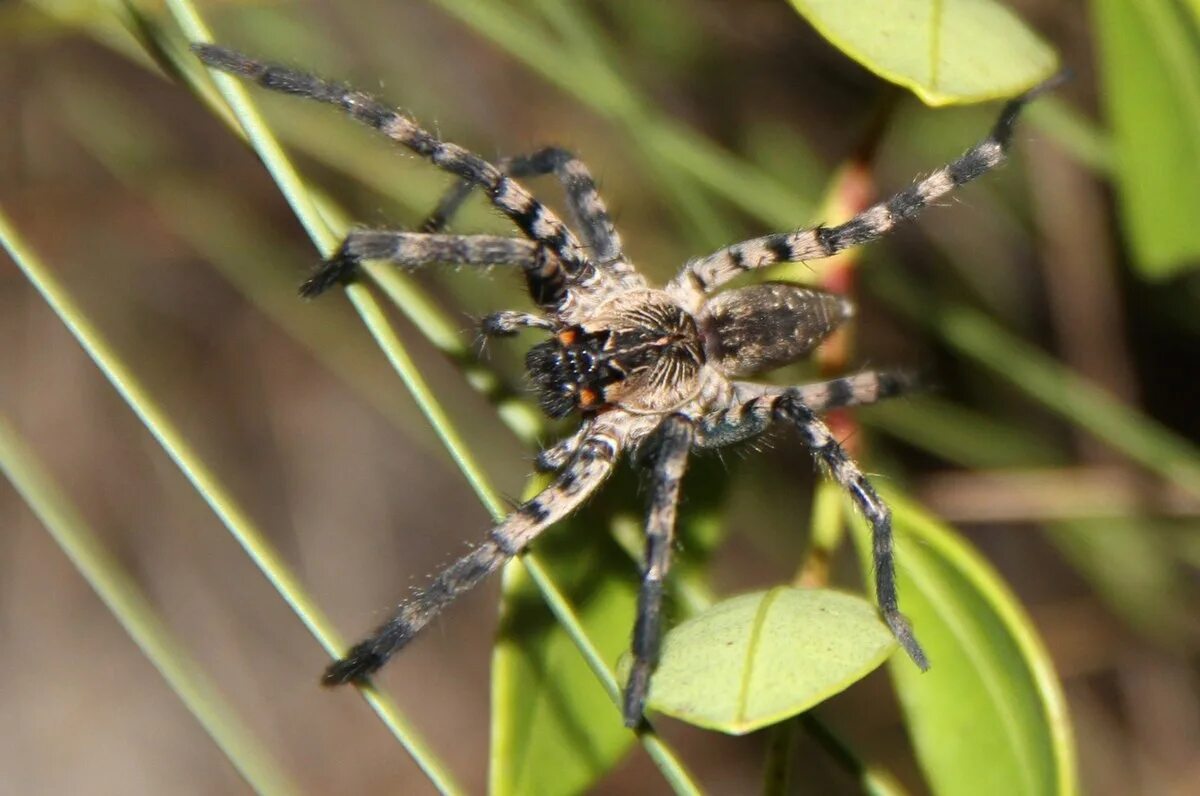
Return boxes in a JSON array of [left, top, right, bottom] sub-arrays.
[[851, 491, 1076, 796], [1092, 0, 1200, 278], [489, 479, 638, 796], [644, 587, 897, 735], [786, 0, 1058, 105]]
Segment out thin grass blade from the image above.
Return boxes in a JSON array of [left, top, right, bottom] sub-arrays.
[[0, 415, 299, 796], [0, 206, 465, 796]]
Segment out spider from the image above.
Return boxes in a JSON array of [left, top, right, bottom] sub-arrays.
[[194, 44, 1057, 728]]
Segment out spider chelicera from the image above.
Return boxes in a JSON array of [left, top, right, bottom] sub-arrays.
[[194, 43, 1056, 727]]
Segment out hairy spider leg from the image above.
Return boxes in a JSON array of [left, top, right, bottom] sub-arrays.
[[668, 74, 1063, 298], [323, 428, 622, 685], [774, 396, 929, 669], [479, 310, 556, 337], [192, 44, 599, 312], [535, 424, 590, 472], [421, 147, 633, 276], [694, 371, 918, 449], [301, 231, 541, 297], [624, 415, 693, 727]]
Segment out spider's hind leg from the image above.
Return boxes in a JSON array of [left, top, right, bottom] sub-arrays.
[[774, 395, 929, 670], [694, 371, 918, 450]]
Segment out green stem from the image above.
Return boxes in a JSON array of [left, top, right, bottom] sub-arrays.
[[799, 714, 912, 796], [761, 717, 799, 796]]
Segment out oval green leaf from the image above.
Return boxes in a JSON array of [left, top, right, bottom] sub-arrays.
[[787, 0, 1059, 106], [644, 587, 897, 735], [851, 490, 1077, 795]]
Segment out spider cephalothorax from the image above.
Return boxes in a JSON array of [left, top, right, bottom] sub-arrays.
[[526, 290, 706, 417], [194, 43, 1058, 727]]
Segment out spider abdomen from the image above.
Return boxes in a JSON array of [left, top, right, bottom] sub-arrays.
[[699, 282, 853, 377]]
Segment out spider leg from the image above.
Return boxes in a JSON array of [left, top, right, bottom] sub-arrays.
[[694, 371, 917, 449], [624, 415, 693, 727], [301, 230, 541, 297], [480, 310, 556, 337], [422, 147, 632, 274], [667, 76, 1060, 299], [193, 45, 599, 310], [324, 426, 622, 685], [535, 425, 589, 472], [774, 396, 928, 669]]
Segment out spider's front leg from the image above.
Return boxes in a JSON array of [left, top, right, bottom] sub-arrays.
[[479, 310, 555, 337], [534, 425, 589, 472], [624, 415, 694, 727], [324, 426, 622, 684], [193, 44, 607, 314], [301, 230, 542, 297]]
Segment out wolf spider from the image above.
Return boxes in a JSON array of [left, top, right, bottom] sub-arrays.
[[194, 44, 1056, 727]]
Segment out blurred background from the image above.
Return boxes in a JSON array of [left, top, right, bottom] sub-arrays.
[[3, 0, 1200, 793]]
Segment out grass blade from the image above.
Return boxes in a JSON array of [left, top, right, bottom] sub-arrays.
[[0, 414, 299, 796]]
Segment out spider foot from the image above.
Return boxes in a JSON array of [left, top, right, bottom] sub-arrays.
[[622, 663, 653, 728], [323, 642, 389, 686], [884, 610, 930, 671], [300, 247, 359, 298], [192, 43, 264, 80]]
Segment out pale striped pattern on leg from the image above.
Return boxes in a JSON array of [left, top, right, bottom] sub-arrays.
[[693, 371, 916, 449], [422, 147, 633, 276], [623, 415, 693, 727], [192, 45, 596, 298], [324, 427, 621, 685], [301, 230, 541, 297], [773, 395, 928, 670], [669, 76, 1057, 296]]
